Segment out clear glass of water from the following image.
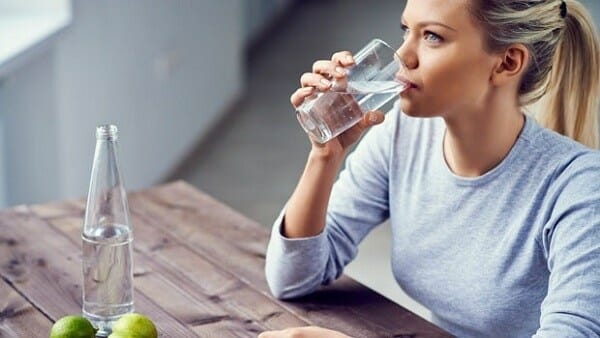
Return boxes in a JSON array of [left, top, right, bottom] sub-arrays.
[[296, 38, 408, 143]]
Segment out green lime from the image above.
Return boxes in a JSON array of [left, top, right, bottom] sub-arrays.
[[50, 315, 97, 338], [108, 313, 157, 338]]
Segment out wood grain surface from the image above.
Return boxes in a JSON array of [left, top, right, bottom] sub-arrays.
[[0, 181, 452, 337]]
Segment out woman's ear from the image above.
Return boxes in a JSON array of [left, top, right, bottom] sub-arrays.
[[491, 44, 529, 86]]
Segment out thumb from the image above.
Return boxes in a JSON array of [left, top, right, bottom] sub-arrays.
[[344, 110, 386, 143], [363, 111, 385, 127]]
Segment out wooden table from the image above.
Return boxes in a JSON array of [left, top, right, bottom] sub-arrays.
[[0, 181, 452, 337]]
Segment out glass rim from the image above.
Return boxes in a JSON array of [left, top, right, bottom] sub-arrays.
[[354, 38, 403, 68]]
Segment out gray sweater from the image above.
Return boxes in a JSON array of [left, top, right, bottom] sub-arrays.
[[265, 104, 600, 337]]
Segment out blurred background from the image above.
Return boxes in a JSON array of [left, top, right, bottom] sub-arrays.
[[1, 0, 599, 322]]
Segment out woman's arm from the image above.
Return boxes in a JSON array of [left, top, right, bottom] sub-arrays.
[[535, 153, 600, 336], [265, 105, 398, 299]]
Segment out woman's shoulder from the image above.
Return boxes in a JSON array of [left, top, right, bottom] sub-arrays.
[[525, 117, 600, 186], [524, 116, 600, 163]]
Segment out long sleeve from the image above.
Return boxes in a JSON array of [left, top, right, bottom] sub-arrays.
[[265, 107, 399, 299], [535, 153, 600, 336]]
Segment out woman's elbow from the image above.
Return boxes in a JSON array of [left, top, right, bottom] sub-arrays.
[[266, 275, 313, 300]]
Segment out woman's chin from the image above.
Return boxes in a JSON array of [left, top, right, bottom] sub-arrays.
[[400, 101, 420, 117], [399, 99, 441, 118]]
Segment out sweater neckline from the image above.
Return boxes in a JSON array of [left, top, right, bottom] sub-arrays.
[[436, 114, 535, 187]]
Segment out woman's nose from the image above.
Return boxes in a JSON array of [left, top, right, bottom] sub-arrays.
[[396, 44, 418, 70]]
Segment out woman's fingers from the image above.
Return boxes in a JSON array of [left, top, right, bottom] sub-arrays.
[[309, 51, 354, 82], [258, 326, 352, 338], [312, 60, 347, 79], [290, 87, 315, 107], [300, 72, 332, 90], [291, 51, 355, 112], [331, 51, 355, 67]]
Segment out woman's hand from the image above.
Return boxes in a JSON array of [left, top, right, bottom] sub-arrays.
[[258, 326, 352, 338], [290, 51, 385, 158]]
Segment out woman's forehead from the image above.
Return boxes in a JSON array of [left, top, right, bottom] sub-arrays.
[[402, 0, 471, 26]]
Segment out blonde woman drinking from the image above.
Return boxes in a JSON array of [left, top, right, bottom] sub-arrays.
[[262, 0, 600, 336]]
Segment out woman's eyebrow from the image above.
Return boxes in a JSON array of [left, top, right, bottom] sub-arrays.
[[401, 17, 457, 31]]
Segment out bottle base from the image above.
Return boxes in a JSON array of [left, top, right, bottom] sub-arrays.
[[83, 307, 133, 337]]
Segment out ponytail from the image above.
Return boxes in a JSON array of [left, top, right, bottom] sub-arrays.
[[538, 0, 600, 148]]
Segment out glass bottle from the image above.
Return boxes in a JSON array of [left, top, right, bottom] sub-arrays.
[[82, 124, 134, 337]]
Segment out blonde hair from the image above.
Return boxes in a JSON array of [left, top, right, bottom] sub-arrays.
[[470, 0, 600, 148]]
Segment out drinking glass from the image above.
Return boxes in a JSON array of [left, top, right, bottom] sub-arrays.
[[296, 38, 408, 143]]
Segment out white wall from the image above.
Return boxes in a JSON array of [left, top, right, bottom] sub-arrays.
[[0, 0, 69, 12], [54, 0, 244, 199], [0, 51, 60, 205], [0, 0, 244, 205]]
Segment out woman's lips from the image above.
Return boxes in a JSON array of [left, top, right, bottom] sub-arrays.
[[396, 75, 418, 89]]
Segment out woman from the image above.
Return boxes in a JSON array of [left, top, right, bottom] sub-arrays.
[[261, 0, 600, 336]]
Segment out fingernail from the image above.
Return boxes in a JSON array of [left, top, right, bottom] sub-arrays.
[[345, 55, 354, 63], [335, 67, 346, 75], [369, 113, 378, 122], [320, 79, 331, 87]]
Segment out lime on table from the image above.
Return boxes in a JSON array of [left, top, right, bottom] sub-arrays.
[[108, 313, 157, 338], [50, 315, 97, 338]]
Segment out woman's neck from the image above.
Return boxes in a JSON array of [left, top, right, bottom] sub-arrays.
[[443, 105, 525, 177]]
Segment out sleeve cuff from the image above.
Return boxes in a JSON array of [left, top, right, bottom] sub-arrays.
[[270, 207, 328, 254]]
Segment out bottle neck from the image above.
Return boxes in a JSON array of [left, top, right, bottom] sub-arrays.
[[96, 124, 118, 141], [84, 130, 131, 233]]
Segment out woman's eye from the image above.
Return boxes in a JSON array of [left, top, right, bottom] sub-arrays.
[[400, 24, 410, 39], [424, 31, 443, 43]]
